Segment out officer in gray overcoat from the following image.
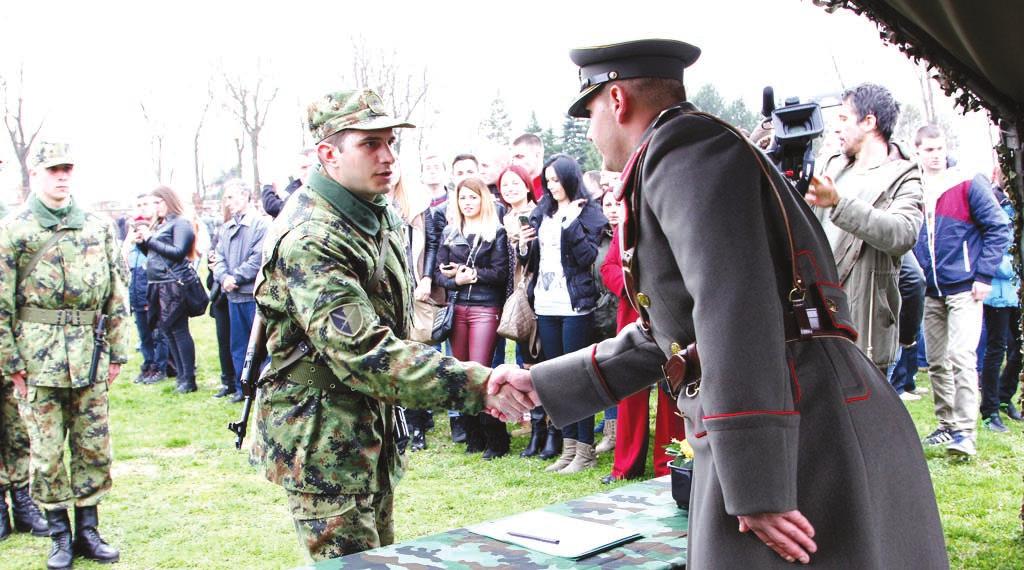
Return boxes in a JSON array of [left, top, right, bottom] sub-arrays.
[[489, 39, 948, 569]]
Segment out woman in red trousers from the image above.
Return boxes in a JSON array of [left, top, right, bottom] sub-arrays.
[[599, 201, 686, 483]]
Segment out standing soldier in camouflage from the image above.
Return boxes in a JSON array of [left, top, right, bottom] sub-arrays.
[[2, 152, 49, 541], [0, 143, 129, 569], [252, 89, 534, 560]]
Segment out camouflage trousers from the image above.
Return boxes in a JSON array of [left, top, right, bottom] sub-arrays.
[[17, 381, 113, 510], [0, 377, 31, 487], [287, 489, 395, 561]]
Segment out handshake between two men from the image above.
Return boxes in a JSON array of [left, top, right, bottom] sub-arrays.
[[482, 364, 539, 422]]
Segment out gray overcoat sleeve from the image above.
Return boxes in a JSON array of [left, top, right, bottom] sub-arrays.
[[532, 323, 667, 422]]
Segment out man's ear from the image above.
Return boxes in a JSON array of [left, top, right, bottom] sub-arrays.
[[607, 84, 630, 125], [316, 142, 336, 166], [861, 114, 878, 134]]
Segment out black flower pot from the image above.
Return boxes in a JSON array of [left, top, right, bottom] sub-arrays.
[[669, 462, 693, 510]]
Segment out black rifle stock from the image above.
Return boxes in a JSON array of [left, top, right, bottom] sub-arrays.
[[228, 313, 267, 449], [87, 315, 108, 384]]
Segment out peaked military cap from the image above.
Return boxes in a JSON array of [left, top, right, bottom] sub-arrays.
[[567, 39, 701, 118], [308, 88, 415, 143], [33, 142, 75, 169]]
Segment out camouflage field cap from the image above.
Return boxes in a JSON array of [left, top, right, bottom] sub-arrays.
[[33, 142, 75, 169], [308, 89, 415, 143]]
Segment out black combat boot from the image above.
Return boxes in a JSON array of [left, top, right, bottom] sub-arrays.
[[0, 487, 10, 541], [449, 415, 467, 443], [45, 509, 73, 570], [520, 416, 548, 458], [538, 425, 563, 460], [10, 484, 48, 536], [463, 414, 485, 453], [72, 506, 119, 564], [481, 415, 510, 460]]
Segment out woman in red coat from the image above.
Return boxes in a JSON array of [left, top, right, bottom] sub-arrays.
[[599, 194, 686, 483]]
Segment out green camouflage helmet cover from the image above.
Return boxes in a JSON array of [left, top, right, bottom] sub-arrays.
[[308, 89, 415, 143], [33, 142, 74, 169]]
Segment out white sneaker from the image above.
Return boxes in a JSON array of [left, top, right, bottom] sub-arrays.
[[911, 387, 929, 395], [946, 432, 977, 457], [899, 391, 922, 401]]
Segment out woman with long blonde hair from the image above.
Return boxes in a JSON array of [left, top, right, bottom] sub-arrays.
[[434, 177, 510, 459]]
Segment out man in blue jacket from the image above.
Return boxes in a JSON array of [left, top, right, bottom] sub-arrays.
[[913, 125, 1011, 456]]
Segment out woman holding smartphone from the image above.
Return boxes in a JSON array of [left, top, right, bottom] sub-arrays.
[[519, 154, 607, 474], [434, 178, 510, 459], [134, 186, 200, 394]]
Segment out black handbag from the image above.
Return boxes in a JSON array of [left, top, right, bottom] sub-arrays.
[[177, 264, 210, 318], [430, 290, 457, 343]]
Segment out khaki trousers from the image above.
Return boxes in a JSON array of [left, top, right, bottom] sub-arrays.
[[923, 291, 982, 438]]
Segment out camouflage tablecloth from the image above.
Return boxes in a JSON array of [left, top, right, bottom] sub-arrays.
[[306, 476, 687, 569]]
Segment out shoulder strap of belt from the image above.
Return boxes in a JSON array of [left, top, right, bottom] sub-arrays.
[[18, 228, 72, 291]]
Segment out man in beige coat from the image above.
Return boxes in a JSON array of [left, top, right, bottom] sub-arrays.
[[806, 83, 924, 371]]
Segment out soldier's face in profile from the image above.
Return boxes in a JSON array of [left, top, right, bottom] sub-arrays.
[[34, 164, 74, 205], [330, 128, 398, 199]]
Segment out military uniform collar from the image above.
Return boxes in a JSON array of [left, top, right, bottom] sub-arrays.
[[28, 194, 85, 230], [307, 168, 394, 235]]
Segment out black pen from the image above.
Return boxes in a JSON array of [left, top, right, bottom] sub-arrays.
[[508, 530, 560, 545]]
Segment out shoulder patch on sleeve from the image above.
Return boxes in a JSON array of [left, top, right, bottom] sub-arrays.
[[330, 304, 365, 337]]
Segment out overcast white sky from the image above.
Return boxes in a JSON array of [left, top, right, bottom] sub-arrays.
[[0, 0, 997, 206]]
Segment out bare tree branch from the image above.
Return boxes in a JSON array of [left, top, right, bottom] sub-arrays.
[[1, 66, 45, 201]]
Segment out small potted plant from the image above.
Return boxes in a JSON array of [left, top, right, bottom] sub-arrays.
[[664, 438, 694, 510]]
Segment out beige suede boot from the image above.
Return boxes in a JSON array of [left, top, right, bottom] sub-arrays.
[[545, 439, 577, 472], [595, 419, 616, 454], [559, 441, 597, 474]]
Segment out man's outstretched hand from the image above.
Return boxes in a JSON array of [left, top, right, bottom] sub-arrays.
[[738, 510, 817, 564], [484, 364, 541, 421]]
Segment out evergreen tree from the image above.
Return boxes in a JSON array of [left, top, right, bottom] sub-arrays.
[[690, 84, 726, 117], [524, 111, 543, 135], [722, 98, 758, 131], [480, 91, 512, 144], [561, 115, 590, 165], [540, 127, 562, 161]]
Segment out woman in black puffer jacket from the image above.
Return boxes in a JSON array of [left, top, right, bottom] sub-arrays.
[[134, 185, 199, 394], [518, 154, 607, 474]]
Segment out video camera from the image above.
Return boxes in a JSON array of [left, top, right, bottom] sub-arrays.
[[760, 86, 825, 195]]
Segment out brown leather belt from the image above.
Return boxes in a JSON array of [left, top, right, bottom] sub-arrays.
[[662, 306, 849, 399]]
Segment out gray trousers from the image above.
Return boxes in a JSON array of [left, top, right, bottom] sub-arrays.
[[923, 291, 982, 439]]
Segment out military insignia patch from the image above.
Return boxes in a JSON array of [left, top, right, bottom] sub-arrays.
[[330, 304, 364, 337]]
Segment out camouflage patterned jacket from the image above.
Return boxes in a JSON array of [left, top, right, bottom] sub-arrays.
[[0, 195, 130, 388], [252, 168, 491, 495]]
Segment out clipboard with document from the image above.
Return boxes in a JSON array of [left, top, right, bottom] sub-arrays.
[[467, 510, 642, 559]]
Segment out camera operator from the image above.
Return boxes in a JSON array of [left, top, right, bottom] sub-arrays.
[[806, 83, 924, 373]]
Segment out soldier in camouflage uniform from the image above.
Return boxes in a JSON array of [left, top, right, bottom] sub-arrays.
[[0, 142, 129, 569], [1, 153, 50, 542], [252, 89, 534, 561]]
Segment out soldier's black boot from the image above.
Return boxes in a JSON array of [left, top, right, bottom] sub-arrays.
[[45, 509, 73, 570], [10, 484, 48, 536], [520, 416, 548, 458], [449, 415, 467, 443], [0, 487, 11, 541], [538, 426, 563, 460], [72, 506, 119, 564], [463, 414, 486, 453]]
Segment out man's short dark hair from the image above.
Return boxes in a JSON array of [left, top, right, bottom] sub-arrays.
[[842, 83, 900, 143], [512, 133, 543, 150], [451, 153, 478, 169], [620, 77, 687, 111], [914, 124, 944, 147], [322, 130, 351, 149]]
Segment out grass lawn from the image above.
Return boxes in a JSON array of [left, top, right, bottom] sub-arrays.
[[3, 315, 1022, 568]]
